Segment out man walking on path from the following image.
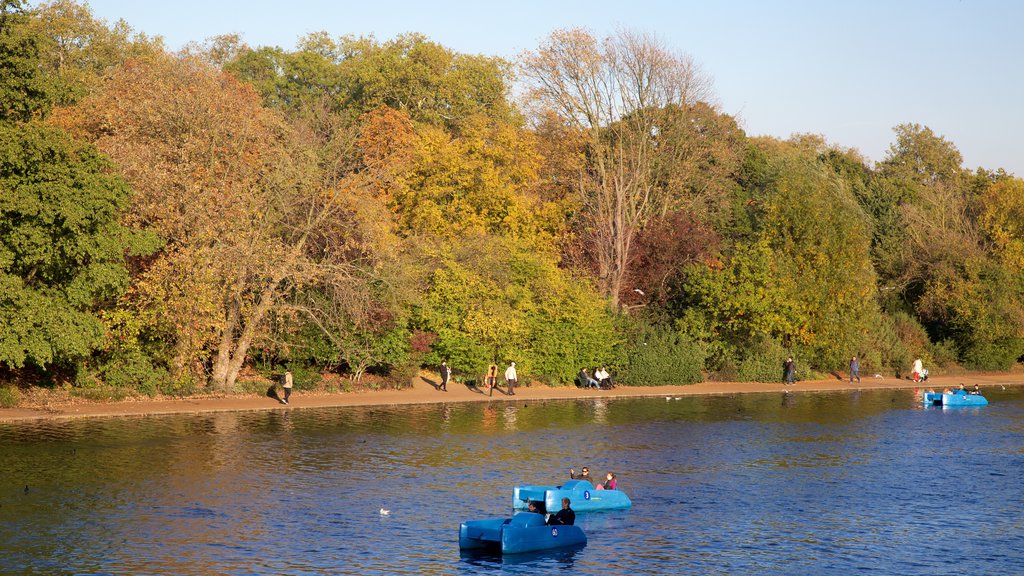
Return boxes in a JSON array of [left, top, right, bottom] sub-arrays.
[[849, 356, 860, 383], [784, 357, 796, 386], [505, 362, 518, 395], [439, 361, 450, 392]]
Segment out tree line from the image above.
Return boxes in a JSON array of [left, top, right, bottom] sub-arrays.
[[2, 1, 1023, 400]]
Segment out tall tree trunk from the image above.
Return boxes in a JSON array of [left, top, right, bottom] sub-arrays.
[[210, 301, 240, 391]]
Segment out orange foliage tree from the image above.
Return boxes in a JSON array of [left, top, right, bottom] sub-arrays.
[[57, 52, 369, 390]]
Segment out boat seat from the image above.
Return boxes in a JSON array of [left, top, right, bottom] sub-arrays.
[[508, 512, 547, 528]]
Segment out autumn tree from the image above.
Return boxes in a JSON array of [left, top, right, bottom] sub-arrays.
[[59, 52, 370, 390], [520, 28, 725, 307], [25, 0, 161, 107]]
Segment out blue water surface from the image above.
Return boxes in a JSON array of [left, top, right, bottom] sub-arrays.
[[1, 387, 1023, 574]]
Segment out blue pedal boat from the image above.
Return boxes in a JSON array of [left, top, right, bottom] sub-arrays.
[[513, 480, 632, 512], [924, 390, 988, 407], [459, 511, 586, 554]]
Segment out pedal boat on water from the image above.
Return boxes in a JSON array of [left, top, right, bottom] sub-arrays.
[[512, 480, 631, 512], [923, 389, 988, 407], [458, 511, 586, 554]]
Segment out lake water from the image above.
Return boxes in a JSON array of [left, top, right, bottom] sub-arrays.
[[2, 387, 1023, 575]]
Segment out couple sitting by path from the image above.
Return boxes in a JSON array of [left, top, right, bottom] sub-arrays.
[[578, 367, 612, 389], [570, 466, 618, 490]]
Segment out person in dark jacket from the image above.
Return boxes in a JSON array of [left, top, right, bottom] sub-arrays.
[[546, 497, 575, 526], [439, 361, 450, 392], [569, 466, 592, 483], [783, 357, 796, 385], [849, 356, 861, 383]]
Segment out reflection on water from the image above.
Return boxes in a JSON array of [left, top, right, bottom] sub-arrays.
[[1, 388, 1023, 574]]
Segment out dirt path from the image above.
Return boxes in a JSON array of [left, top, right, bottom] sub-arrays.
[[2, 371, 1021, 422]]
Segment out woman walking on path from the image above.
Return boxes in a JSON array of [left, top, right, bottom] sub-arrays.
[[282, 370, 293, 405]]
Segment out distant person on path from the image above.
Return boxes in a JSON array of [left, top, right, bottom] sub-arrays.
[[439, 361, 450, 392], [849, 356, 861, 383], [546, 497, 576, 526], [784, 357, 796, 385], [485, 363, 498, 396], [282, 370, 293, 405], [569, 466, 593, 483], [505, 362, 518, 395], [912, 358, 924, 382]]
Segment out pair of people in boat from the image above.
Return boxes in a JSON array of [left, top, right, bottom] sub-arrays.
[[931, 384, 981, 395], [569, 466, 618, 490], [527, 498, 575, 525]]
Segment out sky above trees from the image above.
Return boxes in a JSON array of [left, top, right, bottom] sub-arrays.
[[78, 0, 1024, 176]]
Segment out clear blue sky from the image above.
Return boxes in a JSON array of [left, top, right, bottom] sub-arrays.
[[79, 0, 1024, 175]]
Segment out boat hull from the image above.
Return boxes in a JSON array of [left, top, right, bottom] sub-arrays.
[[459, 512, 586, 554], [923, 391, 988, 407]]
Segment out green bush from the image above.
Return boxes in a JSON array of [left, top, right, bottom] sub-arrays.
[[736, 338, 789, 383], [618, 323, 704, 386], [94, 350, 170, 397], [962, 338, 1024, 371], [0, 386, 19, 408], [929, 338, 961, 370], [280, 363, 322, 391]]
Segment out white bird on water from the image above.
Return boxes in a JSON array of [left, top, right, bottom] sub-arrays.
[[379, 508, 390, 516]]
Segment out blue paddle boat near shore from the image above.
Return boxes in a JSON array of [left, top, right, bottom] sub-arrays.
[[459, 512, 586, 554], [513, 480, 632, 512], [924, 390, 988, 407]]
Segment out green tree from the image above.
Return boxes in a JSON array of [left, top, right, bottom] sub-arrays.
[[675, 137, 881, 369], [416, 236, 616, 384], [0, 123, 153, 369], [0, 0, 56, 121]]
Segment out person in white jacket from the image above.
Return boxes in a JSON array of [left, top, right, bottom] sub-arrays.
[[912, 358, 924, 382], [505, 362, 518, 395]]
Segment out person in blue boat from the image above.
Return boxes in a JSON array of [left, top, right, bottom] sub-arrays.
[[972, 384, 981, 395], [546, 497, 575, 526], [569, 466, 593, 482], [527, 500, 546, 514], [596, 472, 617, 490]]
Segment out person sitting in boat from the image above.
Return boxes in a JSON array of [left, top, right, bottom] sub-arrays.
[[972, 384, 981, 395], [569, 466, 593, 483], [527, 500, 546, 514], [595, 472, 617, 490], [942, 388, 952, 394], [546, 497, 575, 526], [955, 384, 967, 395]]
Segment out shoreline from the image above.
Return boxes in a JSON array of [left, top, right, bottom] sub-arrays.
[[2, 371, 1022, 423]]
